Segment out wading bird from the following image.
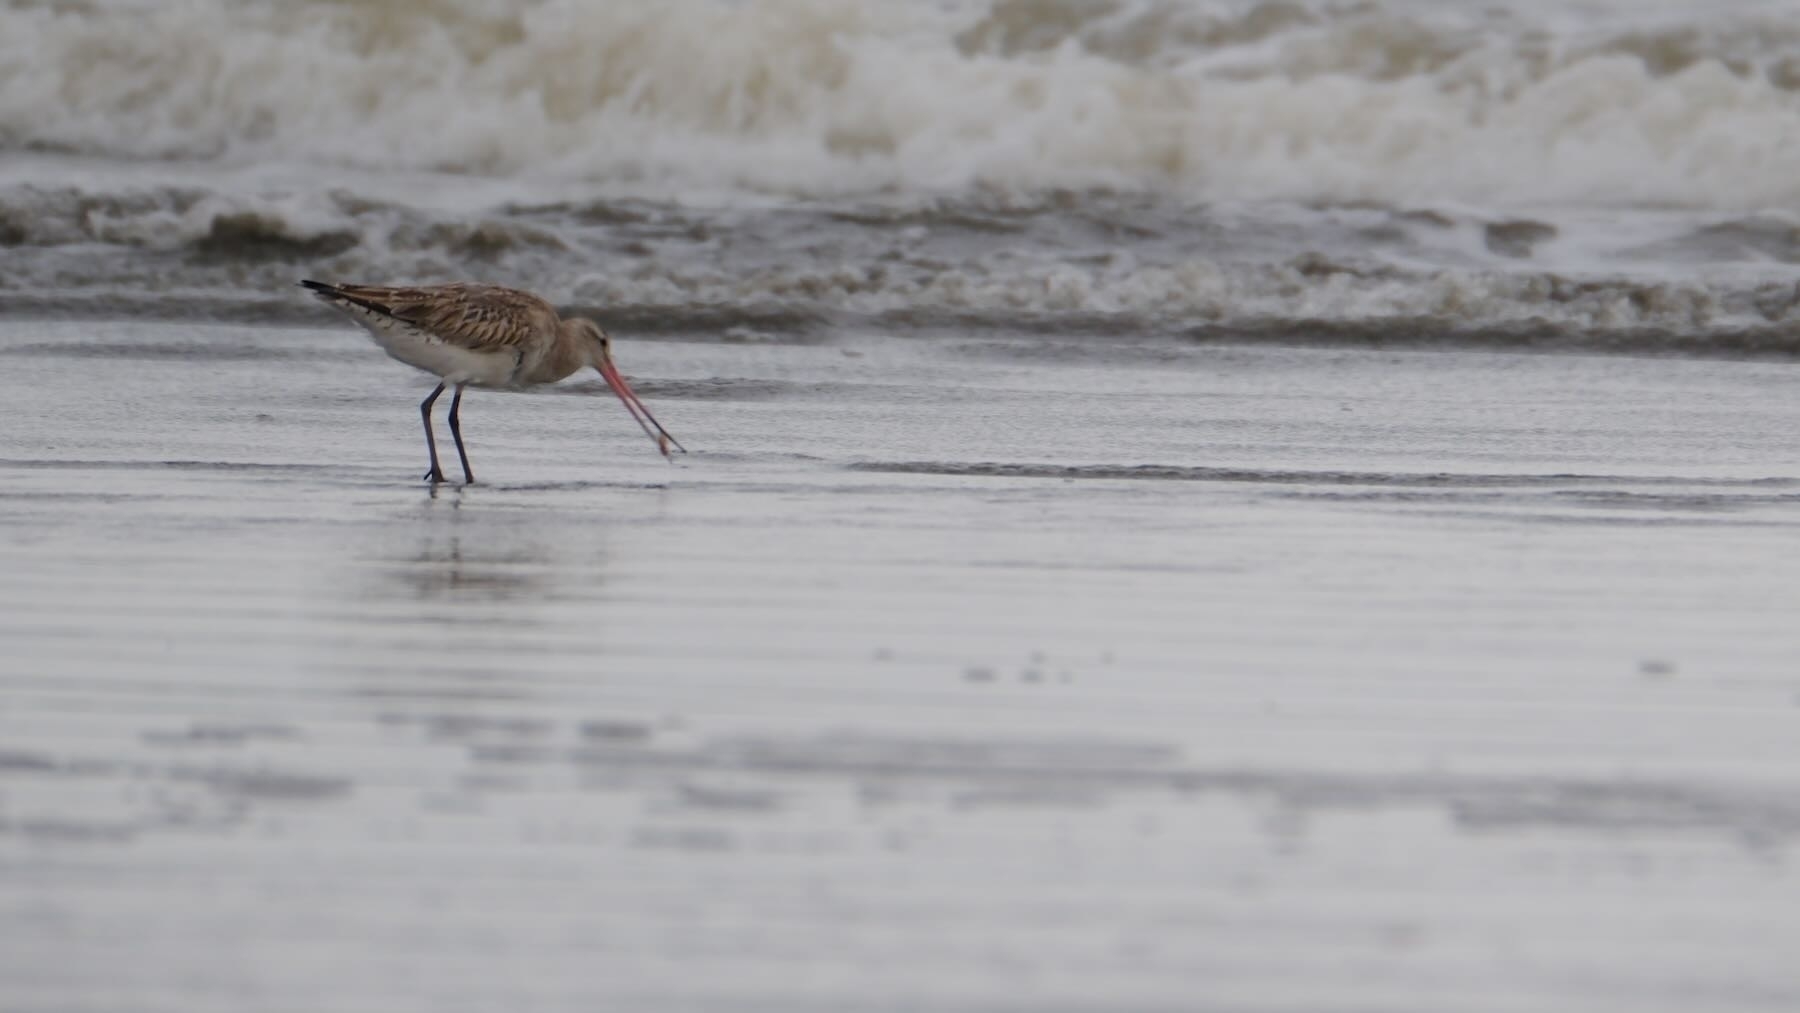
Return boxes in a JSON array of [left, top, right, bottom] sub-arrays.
[[300, 280, 684, 484]]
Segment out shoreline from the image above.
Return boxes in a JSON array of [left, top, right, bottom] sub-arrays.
[[8, 304, 1800, 364], [4, 319, 1799, 1011]]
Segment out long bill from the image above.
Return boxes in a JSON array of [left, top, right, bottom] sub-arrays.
[[597, 359, 687, 458]]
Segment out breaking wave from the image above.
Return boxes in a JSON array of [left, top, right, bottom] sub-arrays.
[[7, 180, 1800, 356], [8, 1, 1800, 356], [5, 0, 1800, 208]]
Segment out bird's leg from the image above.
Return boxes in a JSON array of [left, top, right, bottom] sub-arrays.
[[420, 382, 447, 484], [447, 383, 475, 485]]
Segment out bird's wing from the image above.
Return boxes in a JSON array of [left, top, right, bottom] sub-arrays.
[[301, 281, 557, 353]]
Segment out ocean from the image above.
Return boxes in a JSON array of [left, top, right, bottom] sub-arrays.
[[5, 0, 1800, 350], [6, 3, 1800, 1011]]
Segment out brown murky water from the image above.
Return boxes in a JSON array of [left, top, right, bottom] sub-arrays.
[[4, 321, 1800, 1011]]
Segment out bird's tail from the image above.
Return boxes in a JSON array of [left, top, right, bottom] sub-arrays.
[[299, 279, 391, 318]]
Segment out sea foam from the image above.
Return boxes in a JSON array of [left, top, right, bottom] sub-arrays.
[[5, 0, 1800, 209]]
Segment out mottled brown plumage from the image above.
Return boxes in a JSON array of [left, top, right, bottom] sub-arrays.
[[324, 281, 552, 347], [301, 279, 684, 484]]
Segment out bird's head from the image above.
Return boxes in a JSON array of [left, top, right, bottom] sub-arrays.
[[570, 317, 685, 459]]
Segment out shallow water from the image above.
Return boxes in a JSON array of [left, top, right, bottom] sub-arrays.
[[4, 320, 1799, 1010]]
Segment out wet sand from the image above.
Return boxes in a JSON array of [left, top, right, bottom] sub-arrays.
[[4, 320, 1800, 1011]]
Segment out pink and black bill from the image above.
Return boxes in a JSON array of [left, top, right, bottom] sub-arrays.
[[597, 358, 686, 459]]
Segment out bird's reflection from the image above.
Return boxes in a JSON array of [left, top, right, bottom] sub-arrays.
[[384, 486, 565, 603], [319, 488, 620, 735]]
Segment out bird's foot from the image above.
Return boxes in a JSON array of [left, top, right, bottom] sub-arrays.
[[424, 468, 447, 484]]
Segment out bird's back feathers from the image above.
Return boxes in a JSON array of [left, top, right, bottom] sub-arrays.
[[300, 280, 560, 354]]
